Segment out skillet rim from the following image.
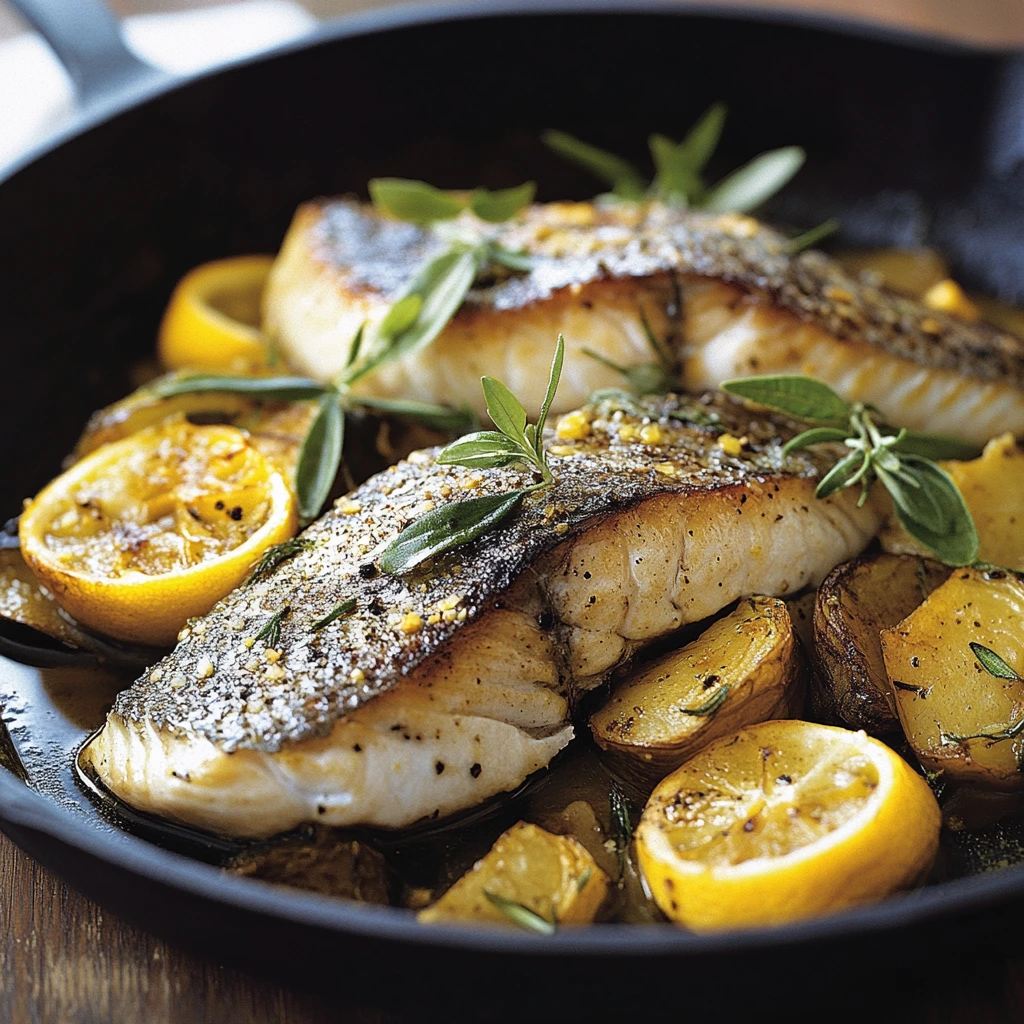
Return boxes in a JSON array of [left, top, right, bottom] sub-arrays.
[[3, 0, 1024, 957]]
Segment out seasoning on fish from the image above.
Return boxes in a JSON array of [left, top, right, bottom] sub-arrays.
[[264, 200, 1024, 442], [81, 393, 884, 838]]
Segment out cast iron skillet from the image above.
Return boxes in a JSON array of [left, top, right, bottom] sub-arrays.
[[3, 0, 1024, 1014]]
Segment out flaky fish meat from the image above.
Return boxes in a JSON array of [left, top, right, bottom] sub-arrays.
[[82, 393, 883, 838], [264, 200, 1024, 443]]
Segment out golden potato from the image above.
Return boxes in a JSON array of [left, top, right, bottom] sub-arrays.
[[417, 822, 608, 929], [881, 568, 1024, 789], [589, 596, 805, 787], [810, 554, 949, 734], [835, 248, 948, 297], [879, 434, 1024, 572]]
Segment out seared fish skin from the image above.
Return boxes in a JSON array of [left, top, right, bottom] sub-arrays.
[[83, 394, 883, 838], [265, 200, 1024, 441]]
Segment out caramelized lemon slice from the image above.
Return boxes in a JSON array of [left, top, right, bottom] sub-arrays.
[[635, 720, 940, 931], [158, 256, 275, 373], [20, 420, 296, 645]]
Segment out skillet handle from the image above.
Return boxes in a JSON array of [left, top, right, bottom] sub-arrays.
[[7, 0, 164, 107]]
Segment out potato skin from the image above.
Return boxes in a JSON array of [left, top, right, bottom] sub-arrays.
[[589, 596, 806, 788], [881, 568, 1024, 789], [811, 554, 948, 735]]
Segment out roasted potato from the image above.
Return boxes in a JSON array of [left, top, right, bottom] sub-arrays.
[[881, 568, 1024, 789], [417, 822, 609, 928], [835, 247, 948, 297], [589, 596, 805, 787], [811, 554, 949, 734], [880, 434, 1024, 572]]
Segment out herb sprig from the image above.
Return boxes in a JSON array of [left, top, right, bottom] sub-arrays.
[[378, 335, 565, 574], [944, 643, 1023, 744], [483, 891, 557, 935], [720, 375, 981, 567], [544, 104, 805, 214]]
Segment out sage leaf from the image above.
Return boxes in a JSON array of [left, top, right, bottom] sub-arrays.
[[970, 642, 1020, 681], [885, 458, 978, 566], [703, 146, 805, 213], [785, 218, 840, 254], [782, 426, 852, 456], [379, 490, 526, 574], [354, 395, 477, 434], [542, 129, 648, 200], [379, 294, 423, 339], [436, 431, 526, 469], [487, 245, 534, 272], [482, 375, 529, 441], [535, 333, 565, 454], [483, 892, 556, 935], [296, 391, 345, 526], [722, 375, 851, 424], [892, 431, 983, 462], [152, 374, 327, 402], [368, 177, 465, 223], [470, 182, 536, 223]]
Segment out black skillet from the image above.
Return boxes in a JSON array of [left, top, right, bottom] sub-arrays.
[[2, 0, 1024, 1016]]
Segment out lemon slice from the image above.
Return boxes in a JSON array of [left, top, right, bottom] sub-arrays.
[[158, 256, 275, 373], [20, 419, 296, 645], [635, 720, 940, 931]]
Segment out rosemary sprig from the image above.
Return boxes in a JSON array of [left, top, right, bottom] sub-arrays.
[[378, 335, 565, 574], [679, 685, 730, 717], [944, 644, 1023, 744], [254, 606, 289, 647], [970, 642, 1021, 681], [543, 104, 805, 214], [720, 375, 981, 567], [310, 597, 357, 631], [246, 538, 314, 586], [483, 891, 557, 935], [609, 782, 633, 876]]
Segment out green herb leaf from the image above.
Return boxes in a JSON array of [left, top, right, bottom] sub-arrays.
[[581, 347, 674, 397], [151, 374, 327, 402], [945, 717, 1024, 745], [649, 133, 699, 206], [785, 218, 840, 254], [368, 177, 466, 224], [469, 182, 536, 223], [353, 395, 477, 434], [680, 685, 730, 716], [814, 449, 868, 499], [483, 892, 556, 935], [970, 642, 1021, 681], [677, 102, 727, 175], [722, 375, 851, 424], [610, 783, 633, 874], [436, 430, 527, 469], [884, 457, 978, 566], [295, 392, 345, 526], [482, 375, 529, 441], [703, 146, 805, 213], [378, 294, 423, 339], [892, 431, 983, 462], [246, 538, 314, 586], [542, 129, 648, 200], [781, 426, 852, 456], [310, 597, 357, 631], [379, 490, 526, 574], [487, 245, 534, 272], [255, 606, 289, 648], [535, 333, 565, 456], [343, 322, 366, 371], [575, 868, 592, 894]]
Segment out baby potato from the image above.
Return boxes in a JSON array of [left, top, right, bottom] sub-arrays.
[[417, 822, 608, 929], [880, 434, 1024, 572], [589, 596, 805, 787], [811, 554, 949, 734], [881, 568, 1024, 789]]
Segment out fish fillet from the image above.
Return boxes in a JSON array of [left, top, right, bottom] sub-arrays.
[[82, 393, 882, 838], [264, 200, 1024, 443]]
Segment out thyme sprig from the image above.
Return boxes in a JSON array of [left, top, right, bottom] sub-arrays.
[[720, 375, 981, 567], [544, 103, 804, 213], [378, 336, 564, 574]]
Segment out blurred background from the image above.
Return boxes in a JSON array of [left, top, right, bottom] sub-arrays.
[[1, 0, 1024, 171]]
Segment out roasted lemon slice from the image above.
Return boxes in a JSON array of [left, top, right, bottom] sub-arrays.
[[20, 420, 296, 645], [635, 720, 940, 931], [158, 256, 275, 373]]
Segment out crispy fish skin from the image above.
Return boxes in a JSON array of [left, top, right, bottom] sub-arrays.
[[83, 394, 883, 837], [264, 200, 1024, 440]]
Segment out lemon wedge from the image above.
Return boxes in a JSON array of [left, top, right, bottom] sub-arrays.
[[635, 720, 940, 931], [158, 256, 275, 373], [20, 419, 296, 645]]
